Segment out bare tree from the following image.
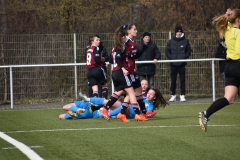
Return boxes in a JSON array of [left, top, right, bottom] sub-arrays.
[[0, 0, 8, 101]]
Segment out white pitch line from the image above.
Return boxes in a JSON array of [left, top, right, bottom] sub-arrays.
[[3, 124, 238, 134], [2, 146, 44, 150], [0, 132, 44, 160]]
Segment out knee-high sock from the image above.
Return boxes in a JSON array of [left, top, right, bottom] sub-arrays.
[[206, 97, 229, 118], [132, 103, 140, 114], [92, 91, 98, 97], [121, 102, 129, 114], [136, 95, 146, 114], [105, 93, 119, 110], [102, 87, 108, 99]]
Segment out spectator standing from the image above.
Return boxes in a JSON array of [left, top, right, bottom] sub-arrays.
[[137, 32, 161, 88], [165, 25, 191, 102]]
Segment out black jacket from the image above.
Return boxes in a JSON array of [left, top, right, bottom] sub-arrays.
[[99, 42, 109, 70], [137, 39, 161, 76], [165, 33, 191, 67], [215, 41, 227, 73]]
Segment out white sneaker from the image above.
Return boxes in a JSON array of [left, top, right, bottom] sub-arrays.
[[169, 95, 176, 102], [180, 95, 186, 102]]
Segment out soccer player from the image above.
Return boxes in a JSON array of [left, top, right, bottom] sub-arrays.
[[141, 79, 149, 97], [86, 38, 109, 99], [80, 88, 168, 119], [143, 88, 169, 115], [85, 35, 107, 97], [199, 8, 240, 132], [101, 25, 147, 122], [124, 24, 148, 118], [59, 97, 121, 120]]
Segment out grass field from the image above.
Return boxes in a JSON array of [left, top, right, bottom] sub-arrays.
[[0, 102, 240, 160]]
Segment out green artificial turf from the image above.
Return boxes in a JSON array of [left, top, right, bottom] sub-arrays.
[[0, 102, 240, 160]]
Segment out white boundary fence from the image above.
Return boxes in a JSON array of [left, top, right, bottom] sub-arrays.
[[0, 58, 224, 108]]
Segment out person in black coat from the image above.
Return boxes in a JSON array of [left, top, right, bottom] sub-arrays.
[[215, 39, 227, 77], [165, 25, 191, 102], [137, 32, 161, 89]]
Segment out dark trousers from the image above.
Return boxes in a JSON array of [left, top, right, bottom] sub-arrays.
[[139, 75, 154, 89], [170, 65, 185, 95]]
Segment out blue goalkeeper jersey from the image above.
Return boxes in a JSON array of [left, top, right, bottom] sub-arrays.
[[143, 96, 154, 111], [73, 101, 93, 119]]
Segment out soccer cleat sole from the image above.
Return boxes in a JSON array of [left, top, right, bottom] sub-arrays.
[[198, 112, 207, 132], [103, 114, 110, 120]]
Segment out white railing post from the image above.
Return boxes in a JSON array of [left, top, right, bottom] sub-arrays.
[[9, 67, 13, 109], [211, 59, 216, 101], [111, 64, 114, 94], [73, 33, 77, 99]]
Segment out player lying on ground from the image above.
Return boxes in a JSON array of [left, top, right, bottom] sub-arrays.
[[59, 97, 158, 120], [59, 88, 166, 120], [79, 88, 169, 121], [58, 98, 120, 120]]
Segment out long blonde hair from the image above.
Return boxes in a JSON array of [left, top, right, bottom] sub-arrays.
[[212, 9, 240, 39]]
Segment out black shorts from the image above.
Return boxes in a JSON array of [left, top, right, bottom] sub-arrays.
[[112, 70, 132, 91], [130, 74, 141, 89], [87, 67, 107, 87], [102, 65, 108, 76], [225, 60, 240, 88]]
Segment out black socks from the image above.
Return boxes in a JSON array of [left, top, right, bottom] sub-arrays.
[[102, 87, 108, 99], [206, 97, 229, 118], [136, 95, 146, 114], [121, 102, 129, 114], [105, 93, 119, 109]]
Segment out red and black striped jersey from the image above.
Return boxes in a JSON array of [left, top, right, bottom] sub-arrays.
[[86, 46, 102, 69], [125, 37, 137, 74], [110, 47, 129, 72]]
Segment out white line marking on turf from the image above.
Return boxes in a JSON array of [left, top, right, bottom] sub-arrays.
[[4, 124, 238, 134], [2, 146, 44, 150], [0, 132, 44, 160]]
